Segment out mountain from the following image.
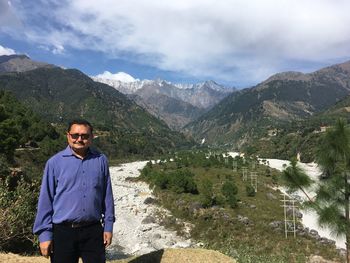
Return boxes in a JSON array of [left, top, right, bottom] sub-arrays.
[[92, 77, 235, 129], [0, 54, 54, 73], [0, 56, 194, 158], [185, 60, 350, 150], [129, 93, 204, 130]]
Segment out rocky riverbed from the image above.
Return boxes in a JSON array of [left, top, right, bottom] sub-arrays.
[[106, 161, 193, 260]]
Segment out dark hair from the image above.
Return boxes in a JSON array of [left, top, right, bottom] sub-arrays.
[[67, 119, 93, 133]]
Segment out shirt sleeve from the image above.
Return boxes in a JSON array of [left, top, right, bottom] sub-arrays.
[[33, 160, 56, 242], [102, 155, 115, 232]]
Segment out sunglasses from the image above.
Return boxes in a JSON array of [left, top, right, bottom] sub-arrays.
[[69, 133, 90, 140]]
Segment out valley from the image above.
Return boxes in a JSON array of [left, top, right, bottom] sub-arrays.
[[1, 54, 350, 262]]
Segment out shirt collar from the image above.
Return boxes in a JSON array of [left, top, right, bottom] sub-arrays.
[[62, 145, 101, 158]]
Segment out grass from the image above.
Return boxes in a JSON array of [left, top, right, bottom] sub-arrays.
[[138, 153, 344, 263]]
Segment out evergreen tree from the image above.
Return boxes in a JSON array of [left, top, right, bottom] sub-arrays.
[[283, 119, 350, 263], [281, 158, 313, 202], [315, 119, 350, 263]]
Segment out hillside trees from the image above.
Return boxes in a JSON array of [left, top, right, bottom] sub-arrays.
[[0, 90, 62, 252]]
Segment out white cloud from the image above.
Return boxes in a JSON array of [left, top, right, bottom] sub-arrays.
[[0, 44, 16, 55], [6, 0, 350, 85], [94, 71, 138, 83], [52, 44, 65, 55]]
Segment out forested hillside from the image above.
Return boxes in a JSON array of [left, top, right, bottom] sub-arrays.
[[0, 90, 64, 253], [186, 60, 350, 160], [0, 65, 194, 158]]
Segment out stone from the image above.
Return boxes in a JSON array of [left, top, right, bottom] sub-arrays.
[[153, 233, 161, 239], [269, 221, 283, 229], [144, 197, 156, 204], [266, 192, 277, 200], [142, 215, 157, 224], [237, 215, 250, 225]]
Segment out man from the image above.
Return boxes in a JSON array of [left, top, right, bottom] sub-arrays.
[[33, 119, 115, 263]]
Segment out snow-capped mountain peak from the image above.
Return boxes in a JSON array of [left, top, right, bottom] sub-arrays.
[[92, 72, 235, 108]]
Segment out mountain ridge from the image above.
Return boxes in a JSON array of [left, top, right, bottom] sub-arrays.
[[0, 56, 194, 157], [0, 54, 54, 73], [92, 76, 235, 129], [185, 60, 350, 149]]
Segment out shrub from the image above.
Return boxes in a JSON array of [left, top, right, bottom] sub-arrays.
[[221, 181, 239, 208], [0, 177, 40, 253], [168, 169, 198, 194], [246, 185, 256, 197], [200, 178, 214, 207]]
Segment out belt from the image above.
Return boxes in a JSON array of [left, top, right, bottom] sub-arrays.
[[57, 221, 100, 228]]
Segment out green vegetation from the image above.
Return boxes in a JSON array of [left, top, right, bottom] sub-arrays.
[[282, 119, 350, 263], [0, 67, 194, 160], [139, 150, 343, 262], [0, 90, 64, 253], [186, 66, 350, 162], [314, 119, 350, 263]]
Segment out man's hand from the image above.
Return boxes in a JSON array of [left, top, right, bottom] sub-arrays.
[[39, 240, 53, 258], [103, 232, 113, 247]]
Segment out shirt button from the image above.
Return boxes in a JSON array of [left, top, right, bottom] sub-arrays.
[[83, 209, 85, 212], [83, 171, 85, 173]]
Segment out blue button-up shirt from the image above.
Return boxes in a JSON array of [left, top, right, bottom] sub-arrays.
[[33, 146, 115, 242]]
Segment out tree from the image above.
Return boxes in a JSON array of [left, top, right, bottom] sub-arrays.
[[283, 119, 350, 263], [221, 181, 238, 208], [169, 170, 198, 194], [315, 119, 350, 263], [200, 178, 214, 207], [281, 158, 314, 202]]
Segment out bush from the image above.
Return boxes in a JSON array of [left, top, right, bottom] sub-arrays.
[[0, 177, 40, 253], [221, 181, 238, 208], [246, 185, 256, 197], [168, 169, 198, 194], [147, 169, 198, 194], [200, 178, 214, 207]]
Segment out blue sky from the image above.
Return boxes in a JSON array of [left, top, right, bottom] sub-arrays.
[[1, 0, 350, 88]]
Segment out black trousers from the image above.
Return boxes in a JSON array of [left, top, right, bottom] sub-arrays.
[[51, 223, 106, 263]]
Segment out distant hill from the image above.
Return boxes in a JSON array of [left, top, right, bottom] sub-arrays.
[[92, 77, 235, 129], [0, 56, 194, 158], [0, 54, 54, 73], [185, 60, 350, 151]]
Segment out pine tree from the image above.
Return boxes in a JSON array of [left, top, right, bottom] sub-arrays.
[[315, 119, 350, 263], [281, 158, 313, 202], [282, 119, 350, 262]]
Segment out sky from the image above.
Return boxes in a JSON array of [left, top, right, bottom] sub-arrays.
[[0, 0, 350, 88]]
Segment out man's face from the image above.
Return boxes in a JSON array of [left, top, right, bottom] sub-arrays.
[[67, 124, 93, 153]]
